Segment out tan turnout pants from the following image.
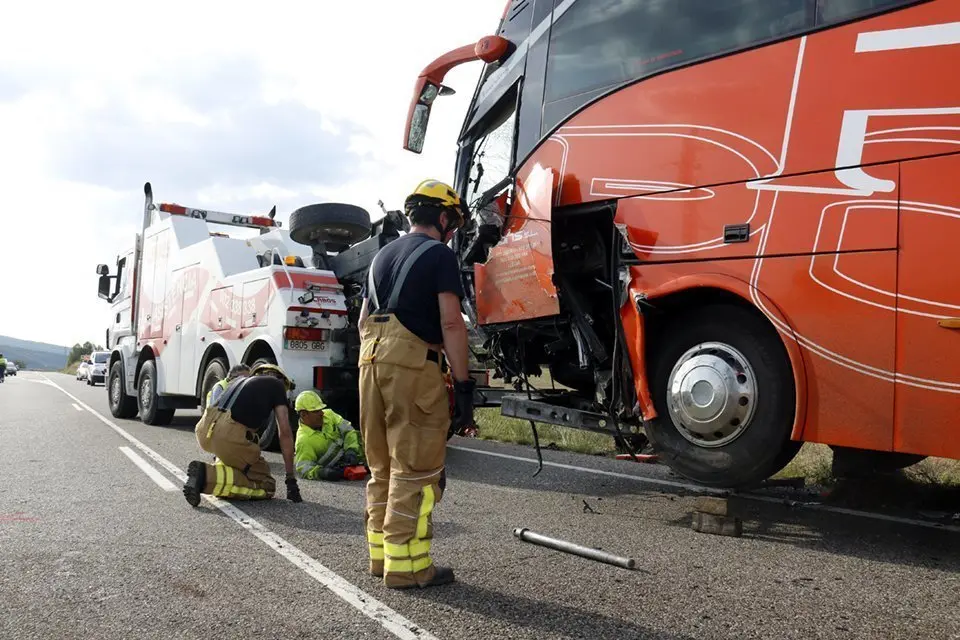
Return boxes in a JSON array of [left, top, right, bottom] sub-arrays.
[[359, 314, 449, 588], [194, 409, 276, 500]]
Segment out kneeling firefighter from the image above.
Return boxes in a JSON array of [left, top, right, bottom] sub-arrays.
[[182, 363, 302, 506], [293, 389, 367, 481], [357, 179, 476, 589]]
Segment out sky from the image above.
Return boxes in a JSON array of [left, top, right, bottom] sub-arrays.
[[0, 0, 504, 347]]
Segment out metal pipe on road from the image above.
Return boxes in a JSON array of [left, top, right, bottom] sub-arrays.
[[513, 528, 637, 570]]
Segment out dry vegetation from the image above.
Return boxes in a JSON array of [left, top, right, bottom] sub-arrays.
[[474, 407, 960, 488]]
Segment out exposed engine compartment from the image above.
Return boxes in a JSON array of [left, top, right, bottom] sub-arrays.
[[456, 196, 642, 434]]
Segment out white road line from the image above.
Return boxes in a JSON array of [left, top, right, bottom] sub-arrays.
[[41, 376, 438, 640], [71, 403, 84, 412], [119, 446, 178, 492], [449, 445, 960, 534]]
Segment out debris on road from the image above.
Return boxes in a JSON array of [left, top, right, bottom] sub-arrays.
[[513, 527, 637, 570]]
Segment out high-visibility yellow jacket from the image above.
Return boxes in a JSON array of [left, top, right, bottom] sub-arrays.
[[206, 378, 230, 409], [294, 409, 364, 480]]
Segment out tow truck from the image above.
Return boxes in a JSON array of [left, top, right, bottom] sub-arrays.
[[96, 182, 411, 448]]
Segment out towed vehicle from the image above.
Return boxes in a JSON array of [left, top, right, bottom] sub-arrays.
[[400, 0, 960, 488]]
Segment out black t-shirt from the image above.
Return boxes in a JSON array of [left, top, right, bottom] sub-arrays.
[[227, 376, 288, 430], [361, 232, 464, 345]]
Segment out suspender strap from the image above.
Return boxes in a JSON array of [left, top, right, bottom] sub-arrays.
[[367, 236, 443, 313], [215, 375, 254, 411]]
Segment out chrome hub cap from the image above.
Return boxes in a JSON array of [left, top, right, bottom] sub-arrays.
[[140, 377, 152, 409], [111, 375, 121, 406], [667, 341, 757, 448]]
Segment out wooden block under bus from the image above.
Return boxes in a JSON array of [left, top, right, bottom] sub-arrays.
[[694, 496, 732, 517], [691, 511, 743, 537]]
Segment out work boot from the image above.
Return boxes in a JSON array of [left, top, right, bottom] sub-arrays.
[[386, 566, 455, 590], [183, 460, 206, 507]]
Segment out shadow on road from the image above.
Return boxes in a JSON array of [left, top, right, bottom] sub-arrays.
[[409, 581, 695, 640], [446, 446, 960, 573], [660, 492, 959, 573]]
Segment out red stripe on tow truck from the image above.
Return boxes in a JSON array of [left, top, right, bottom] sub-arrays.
[[272, 272, 340, 290]]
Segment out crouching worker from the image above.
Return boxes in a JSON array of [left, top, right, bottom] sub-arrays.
[[294, 390, 367, 481], [182, 363, 302, 506]]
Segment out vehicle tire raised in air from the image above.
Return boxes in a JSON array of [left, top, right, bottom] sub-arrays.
[[108, 360, 138, 419], [250, 356, 281, 450], [137, 359, 175, 426], [200, 357, 228, 411], [288, 203, 372, 253], [645, 303, 800, 489]]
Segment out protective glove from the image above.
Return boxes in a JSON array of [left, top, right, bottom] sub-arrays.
[[318, 466, 345, 481], [342, 451, 359, 467], [451, 378, 476, 432], [285, 476, 303, 503]]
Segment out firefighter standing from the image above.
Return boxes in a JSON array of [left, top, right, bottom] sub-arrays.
[[293, 390, 367, 481], [358, 179, 476, 589], [182, 363, 302, 505]]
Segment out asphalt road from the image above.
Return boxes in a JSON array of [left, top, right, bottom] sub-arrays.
[[2, 372, 958, 640]]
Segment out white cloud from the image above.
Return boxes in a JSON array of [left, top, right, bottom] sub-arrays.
[[0, 0, 504, 347]]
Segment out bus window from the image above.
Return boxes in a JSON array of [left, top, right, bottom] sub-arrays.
[[465, 89, 519, 208], [816, 0, 916, 24], [542, 0, 814, 132]]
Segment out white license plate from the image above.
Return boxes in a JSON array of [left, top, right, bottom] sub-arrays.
[[285, 339, 327, 351]]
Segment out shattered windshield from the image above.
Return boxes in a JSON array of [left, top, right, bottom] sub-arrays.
[[465, 92, 518, 213]]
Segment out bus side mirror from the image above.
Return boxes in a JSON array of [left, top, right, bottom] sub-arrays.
[[98, 275, 113, 301], [96, 264, 109, 276]]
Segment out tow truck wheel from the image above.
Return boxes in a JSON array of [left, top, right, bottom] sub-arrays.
[[108, 361, 138, 419], [646, 304, 800, 489], [137, 359, 174, 426], [200, 357, 228, 410], [288, 203, 372, 252]]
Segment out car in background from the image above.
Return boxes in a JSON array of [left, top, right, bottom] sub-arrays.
[[87, 351, 110, 386], [5, 362, 17, 376], [76, 361, 91, 381]]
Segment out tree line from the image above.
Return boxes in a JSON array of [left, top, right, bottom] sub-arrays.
[[67, 342, 105, 365]]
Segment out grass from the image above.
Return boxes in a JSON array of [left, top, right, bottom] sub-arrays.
[[61, 361, 80, 375], [475, 408, 617, 456], [774, 443, 835, 485], [474, 405, 960, 491]]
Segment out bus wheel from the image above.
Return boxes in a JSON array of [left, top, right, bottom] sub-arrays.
[[137, 359, 175, 426], [646, 304, 799, 489], [108, 360, 138, 419]]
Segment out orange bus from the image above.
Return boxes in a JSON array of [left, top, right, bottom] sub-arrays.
[[403, 0, 960, 488]]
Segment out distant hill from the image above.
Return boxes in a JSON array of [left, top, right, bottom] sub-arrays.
[[0, 335, 70, 371]]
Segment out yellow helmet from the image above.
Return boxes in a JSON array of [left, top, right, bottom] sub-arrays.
[[404, 179, 469, 233], [294, 390, 327, 413], [251, 363, 296, 391]]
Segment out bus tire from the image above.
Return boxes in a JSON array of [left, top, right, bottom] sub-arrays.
[[108, 360, 138, 419], [137, 359, 174, 426], [646, 303, 799, 489]]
